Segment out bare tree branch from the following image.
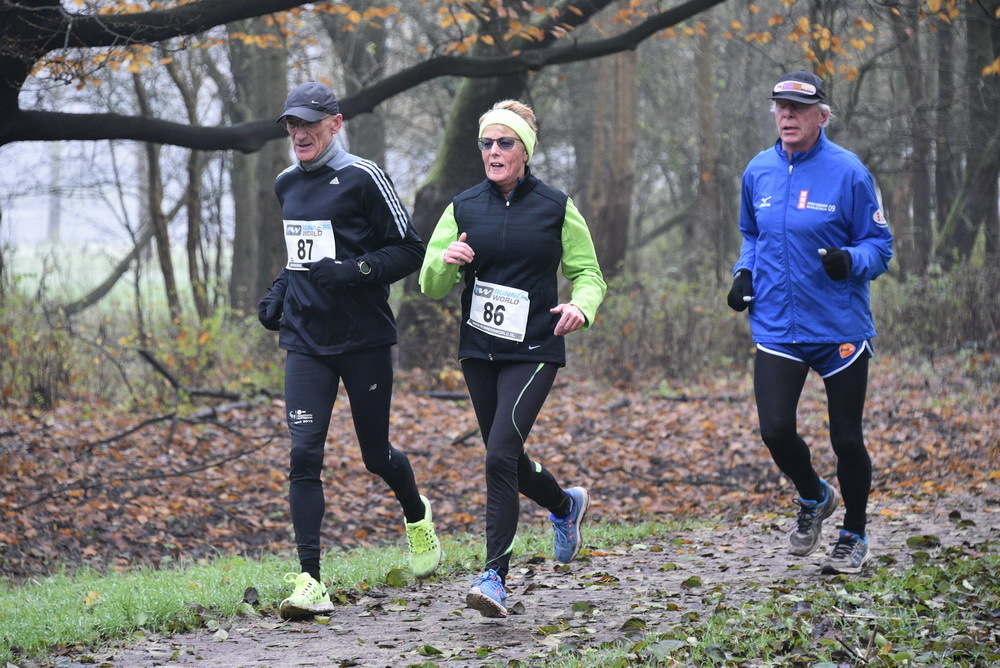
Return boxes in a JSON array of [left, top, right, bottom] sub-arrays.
[[138, 348, 246, 400], [0, 0, 728, 149]]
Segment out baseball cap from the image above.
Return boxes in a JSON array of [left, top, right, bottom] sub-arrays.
[[769, 70, 826, 104], [277, 82, 340, 123]]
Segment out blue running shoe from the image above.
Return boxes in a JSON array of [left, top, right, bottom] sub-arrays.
[[466, 569, 507, 618], [821, 530, 873, 574], [789, 480, 840, 556], [552, 487, 590, 563]]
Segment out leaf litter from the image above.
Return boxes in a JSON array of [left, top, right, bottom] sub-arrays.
[[0, 354, 997, 664]]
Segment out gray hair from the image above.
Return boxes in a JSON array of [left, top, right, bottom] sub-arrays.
[[770, 101, 834, 127]]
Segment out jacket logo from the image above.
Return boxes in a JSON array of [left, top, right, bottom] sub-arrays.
[[759, 195, 773, 208], [330, 177, 340, 185]]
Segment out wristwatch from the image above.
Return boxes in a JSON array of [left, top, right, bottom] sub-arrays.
[[358, 259, 372, 276]]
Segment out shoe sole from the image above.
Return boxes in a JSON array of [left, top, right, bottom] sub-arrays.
[[821, 549, 873, 575], [413, 546, 443, 579], [558, 487, 591, 564], [788, 484, 840, 557], [278, 599, 335, 620], [466, 588, 507, 618]]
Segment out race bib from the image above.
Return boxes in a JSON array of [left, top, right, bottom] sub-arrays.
[[284, 220, 336, 270], [468, 278, 530, 342]]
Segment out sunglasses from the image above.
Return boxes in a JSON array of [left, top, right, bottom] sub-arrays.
[[477, 137, 520, 151], [285, 116, 331, 133]]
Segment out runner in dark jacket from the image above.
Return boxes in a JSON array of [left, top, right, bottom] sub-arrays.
[[258, 82, 441, 619], [420, 99, 606, 618]]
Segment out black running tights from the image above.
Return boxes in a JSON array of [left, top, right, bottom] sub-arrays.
[[461, 359, 571, 581], [284, 348, 424, 579], [753, 350, 871, 536]]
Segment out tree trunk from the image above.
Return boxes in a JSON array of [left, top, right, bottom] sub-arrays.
[[580, 45, 637, 279], [0, 205, 5, 304], [226, 18, 289, 315], [166, 57, 211, 320], [185, 151, 210, 320], [962, 0, 1000, 265], [133, 73, 181, 324], [323, 3, 387, 165], [691, 29, 726, 279], [932, 14, 960, 268], [888, 0, 934, 275]]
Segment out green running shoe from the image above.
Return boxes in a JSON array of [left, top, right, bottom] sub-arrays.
[[278, 572, 330, 620], [405, 495, 442, 579]]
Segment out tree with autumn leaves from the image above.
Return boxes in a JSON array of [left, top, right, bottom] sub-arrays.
[[0, 0, 997, 355]]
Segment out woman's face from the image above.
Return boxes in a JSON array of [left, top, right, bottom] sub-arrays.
[[480, 124, 528, 193]]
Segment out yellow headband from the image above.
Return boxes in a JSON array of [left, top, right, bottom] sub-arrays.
[[478, 109, 536, 163]]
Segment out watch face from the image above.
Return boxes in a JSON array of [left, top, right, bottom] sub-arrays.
[[359, 260, 371, 275]]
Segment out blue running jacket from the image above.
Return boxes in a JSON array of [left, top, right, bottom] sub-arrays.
[[734, 130, 893, 344]]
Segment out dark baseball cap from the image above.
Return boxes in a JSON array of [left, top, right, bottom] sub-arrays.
[[277, 82, 340, 123], [769, 70, 826, 104]]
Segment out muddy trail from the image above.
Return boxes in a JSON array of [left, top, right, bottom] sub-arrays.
[[75, 491, 997, 667]]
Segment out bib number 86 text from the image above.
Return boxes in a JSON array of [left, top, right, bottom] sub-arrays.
[[482, 302, 505, 326]]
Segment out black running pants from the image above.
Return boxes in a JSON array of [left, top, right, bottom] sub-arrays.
[[284, 347, 424, 574], [461, 359, 570, 581], [753, 349, 871, 536]]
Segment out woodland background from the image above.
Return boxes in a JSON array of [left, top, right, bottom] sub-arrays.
[[0, 0, 997, 582]]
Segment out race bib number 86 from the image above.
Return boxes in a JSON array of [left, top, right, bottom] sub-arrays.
[[468, 278, 530, 342], [284, 220, 335, 270]]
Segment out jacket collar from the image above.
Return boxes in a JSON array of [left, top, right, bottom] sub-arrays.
[[772, 128, 827, 163], [488, 166, 538, 200]]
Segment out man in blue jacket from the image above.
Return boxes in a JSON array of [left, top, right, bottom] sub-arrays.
[[727, 70, 893, 574]]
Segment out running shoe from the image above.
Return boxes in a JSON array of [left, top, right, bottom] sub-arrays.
[[788, 480, 840, 556], [405, 495, 442, 579], [466, 568, 508, 618], [278, 572, 330, 620], [821, 530, 873, 574], [552, 486, 590, 563]]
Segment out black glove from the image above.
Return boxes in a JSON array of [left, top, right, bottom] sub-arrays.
[[819, 247, 852, 281], [306, 257, 359, 291], [727, 270, 754, 312], [257, 290, 283, 331]]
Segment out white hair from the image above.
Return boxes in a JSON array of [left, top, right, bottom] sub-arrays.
[[770, 101, 834, 127]]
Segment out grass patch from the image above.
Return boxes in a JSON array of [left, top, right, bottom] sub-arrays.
[[0, 519, 692, 664]]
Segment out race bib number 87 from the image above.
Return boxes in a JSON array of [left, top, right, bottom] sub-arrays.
[[468, 278, 530, 342], [284, 220, 335, 270]]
